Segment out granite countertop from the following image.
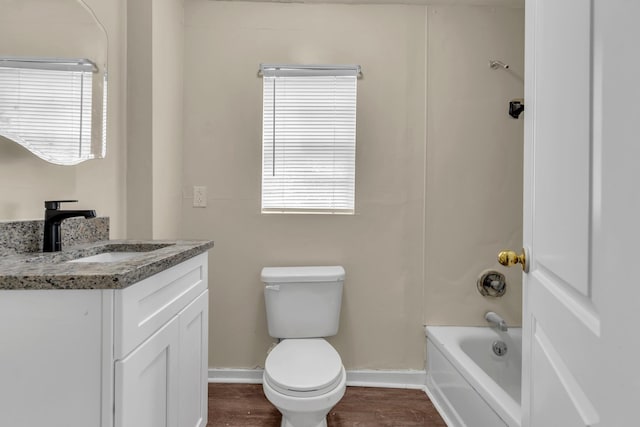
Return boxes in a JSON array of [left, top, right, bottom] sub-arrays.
[[0, 240, 214, 290]]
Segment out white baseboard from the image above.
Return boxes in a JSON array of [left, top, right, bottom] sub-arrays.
[[208, 368, 264, 384], [346, 369, 426, 389], [209, 368, 427, 390]]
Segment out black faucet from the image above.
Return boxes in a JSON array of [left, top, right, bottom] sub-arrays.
[[43, 200, 96, 252]]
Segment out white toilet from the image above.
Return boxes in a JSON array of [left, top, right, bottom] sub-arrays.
[[261, 266, 347, 427]]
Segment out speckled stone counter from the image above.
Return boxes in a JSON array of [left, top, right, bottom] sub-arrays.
[[0, 240, 214, 290], [0, 217, 109, 256]]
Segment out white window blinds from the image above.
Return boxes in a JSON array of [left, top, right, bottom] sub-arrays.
[[261, 65, 358, 214], [0, 58, 97, 165]]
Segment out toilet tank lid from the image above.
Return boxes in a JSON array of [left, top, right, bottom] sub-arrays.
[[261, 266, 345, 283]]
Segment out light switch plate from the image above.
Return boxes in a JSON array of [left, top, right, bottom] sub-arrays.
[[193, 186, 207, 208]]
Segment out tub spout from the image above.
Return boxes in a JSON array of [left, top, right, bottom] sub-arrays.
[[485, 311, 508, 332]]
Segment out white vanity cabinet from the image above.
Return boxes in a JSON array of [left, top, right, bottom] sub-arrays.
[[115, 314, 180, 427], [114, 253, 209, 427], [0, 252, 209, 427]]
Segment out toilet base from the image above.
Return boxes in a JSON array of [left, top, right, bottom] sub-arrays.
[[280, 412, 327, 427], [263, 367, 346, 427]]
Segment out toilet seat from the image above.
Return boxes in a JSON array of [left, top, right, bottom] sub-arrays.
[[264, 338, 343, 398]]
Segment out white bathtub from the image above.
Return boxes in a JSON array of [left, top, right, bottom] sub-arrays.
[[425, 326, 522, 427]]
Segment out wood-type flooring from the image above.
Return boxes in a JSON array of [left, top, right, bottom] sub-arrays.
[[207, 383, 447, 426]]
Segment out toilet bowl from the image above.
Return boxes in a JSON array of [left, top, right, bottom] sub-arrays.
[[263, 338, 347, 427], [261, 266, 347, 427]]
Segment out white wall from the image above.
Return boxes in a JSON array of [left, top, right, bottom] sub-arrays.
[[0, 0, 127, 237]]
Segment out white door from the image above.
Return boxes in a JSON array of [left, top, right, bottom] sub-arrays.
[[521, 1, 640, 426], [114, 315, 180, 427], [178, 290, 209, 427]]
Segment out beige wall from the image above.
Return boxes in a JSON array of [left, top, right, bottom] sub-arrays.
[[127, 0, 185, 239], [424, 5, 524, 327], [182, 1, 524, 370], [0, 0, 127, 237], [126, 0, 154, 239], [127, 0, 184, 239], [182, 0, 427, 369], [0, 0, 524, 371], [152, 0, 184, 239]]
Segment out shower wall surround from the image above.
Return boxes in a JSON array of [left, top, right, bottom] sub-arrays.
[[424, 6, 525, 327]]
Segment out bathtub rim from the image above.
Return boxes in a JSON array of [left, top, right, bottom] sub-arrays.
[[425, 325, 522, 427]]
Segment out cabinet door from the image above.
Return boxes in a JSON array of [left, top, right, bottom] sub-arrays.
[[0, 290, 107, 427], [114, 315, 179, 427], [178, 290, 209, 427]]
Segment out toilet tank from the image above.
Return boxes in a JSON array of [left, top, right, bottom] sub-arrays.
[[261, 266, 345, 339]]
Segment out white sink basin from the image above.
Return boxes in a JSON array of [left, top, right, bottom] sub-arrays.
[[69, 252, 143, 263]]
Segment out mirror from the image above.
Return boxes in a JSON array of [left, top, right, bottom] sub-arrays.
[[0, 0, 108, 165]]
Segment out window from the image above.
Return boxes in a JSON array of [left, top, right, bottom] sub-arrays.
[[260, 64, 359, 214]]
